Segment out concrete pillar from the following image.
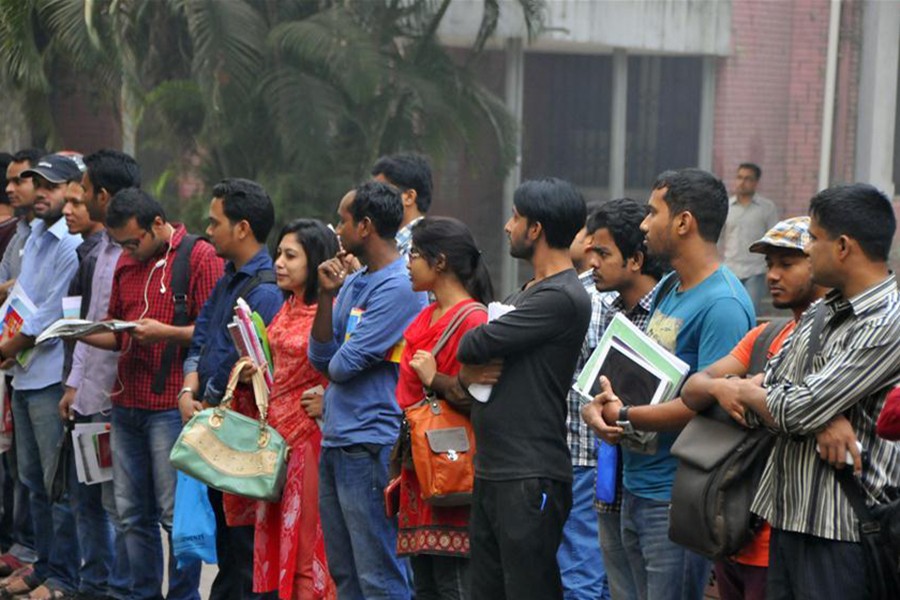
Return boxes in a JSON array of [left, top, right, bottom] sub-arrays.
[[698, 56, 717, 171], [610, 48, 628, 199], [501, 37, 524, 296], [854, 0, 900, 197]]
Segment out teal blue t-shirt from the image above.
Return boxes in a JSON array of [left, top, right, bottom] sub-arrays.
[[622, 266, 755, 500]]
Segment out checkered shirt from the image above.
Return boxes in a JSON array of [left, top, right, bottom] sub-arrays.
[[106, 225, 223, 410], [566, 271, 616, 467]]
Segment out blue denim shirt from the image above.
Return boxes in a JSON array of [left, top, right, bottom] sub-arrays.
[[184, 248, 284, 404], [308, 257, 426, 447], [12, 218, 81, 390]]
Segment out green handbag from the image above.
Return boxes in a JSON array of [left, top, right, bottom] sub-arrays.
[[170, 357, 289, 502]]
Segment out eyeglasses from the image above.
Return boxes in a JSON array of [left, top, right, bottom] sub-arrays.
[[118, 229, 151, 251]]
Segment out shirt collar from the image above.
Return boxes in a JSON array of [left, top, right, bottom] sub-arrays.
[[730, 194, 760, 206], [225, 247, 274, 277], [824, 274, 897, 317], [401, 216, 423, 233], [610, 284, 655, 315], [35, 217, 72, 241]]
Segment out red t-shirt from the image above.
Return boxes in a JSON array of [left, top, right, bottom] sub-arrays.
[[727, 320, 796, 567], [877, 386, 900, 441]]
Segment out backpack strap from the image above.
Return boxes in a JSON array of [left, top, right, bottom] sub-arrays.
[[152, 234, 200, 395], [654, 272, 678, 307], [748, 317, 792, 375], [234, 269, 277, 302]]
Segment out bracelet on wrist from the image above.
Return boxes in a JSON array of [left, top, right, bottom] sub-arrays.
[[178, 387, 194, 400]]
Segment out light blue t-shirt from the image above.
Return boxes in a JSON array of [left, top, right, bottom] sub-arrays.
[[622, 266, 755, 500]]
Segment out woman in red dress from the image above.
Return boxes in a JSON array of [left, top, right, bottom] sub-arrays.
[[252, 219, 338, 599], [396, 217, 493, 599]]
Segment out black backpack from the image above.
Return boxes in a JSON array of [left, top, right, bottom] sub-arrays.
[[150, 234, 275, 395], [667, 318, 790, 559]]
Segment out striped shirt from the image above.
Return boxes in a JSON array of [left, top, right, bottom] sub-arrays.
[[566, 271, 616, 466], [751, 274, 900, 542]]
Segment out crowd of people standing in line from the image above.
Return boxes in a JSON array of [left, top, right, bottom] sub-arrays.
[[0, 145, 896, 600]]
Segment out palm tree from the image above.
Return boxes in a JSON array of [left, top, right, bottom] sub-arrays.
[[0, 0, 545, 225]]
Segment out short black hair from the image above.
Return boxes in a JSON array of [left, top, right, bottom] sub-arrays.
[[809, 183, 895, 262], [11, 148, 45, 168], [211, 178, 275, 242], [513, 177, 586, 249], [12, 148, 47, 168], [652, 168, 728, 243], [0, 153, 12, 205], [738, 163, 762, 180], [83, 149, 141, 196], [371, 153, 433, 213], [106, 188, 166, 231], [587, 198, 668, 280], [350, 181, 404, 240], [277, 219, 339, 304]]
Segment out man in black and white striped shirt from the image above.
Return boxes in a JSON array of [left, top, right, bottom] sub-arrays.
[[724, 183, 900, 599]]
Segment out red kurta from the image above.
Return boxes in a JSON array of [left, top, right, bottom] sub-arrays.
[[249, 298, 335, 599], [395, 299, 486, 557]]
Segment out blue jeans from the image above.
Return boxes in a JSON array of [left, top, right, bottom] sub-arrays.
[[620, 489, 710, 600], [1, 442, 37, 563], [319, 445, 412, 600], [111, 406, 200, 600], [558, 466, 609, 600], [70, 412, 131, 599], [12, 384, 78, 591], [597, 511, 639, 600]]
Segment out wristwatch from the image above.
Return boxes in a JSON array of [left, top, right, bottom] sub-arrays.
[[616, 405, 635, 435], [177, 387, 195, 401]]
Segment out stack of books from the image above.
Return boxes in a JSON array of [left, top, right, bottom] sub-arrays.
[[574, 313, 690, 407], [227, 297, 274, 391]]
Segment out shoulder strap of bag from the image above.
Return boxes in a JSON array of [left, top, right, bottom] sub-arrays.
[[749, 318, 792, 374], [431, 303, 488, 359], [234, 269, 277, 302], [152, 234, 201, 395], [804, 304, 828, 376], [834, 467, 878, 528], [655, 272, 678, 306]]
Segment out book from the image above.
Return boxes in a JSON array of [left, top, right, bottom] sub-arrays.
[[35, 319, 138, 345], [232, 298, 274, 391], [574, 313, 690, 407], [72, 422, 113, 485], [468, 302, 516, 403], [0, 283, 39, 369]]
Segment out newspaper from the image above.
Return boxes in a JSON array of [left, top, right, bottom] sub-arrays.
[[35, 319, 138, 345]]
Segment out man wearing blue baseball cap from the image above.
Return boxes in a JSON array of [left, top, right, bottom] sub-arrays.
[[0, 153, 83, 598]]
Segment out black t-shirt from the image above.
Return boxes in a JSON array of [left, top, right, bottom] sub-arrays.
[[457, 269, 592, 482]]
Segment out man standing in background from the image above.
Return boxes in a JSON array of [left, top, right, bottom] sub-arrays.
[[720, 163, 779, 315]]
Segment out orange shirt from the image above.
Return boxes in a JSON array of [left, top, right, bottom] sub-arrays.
[[727, 319, 796, 567]]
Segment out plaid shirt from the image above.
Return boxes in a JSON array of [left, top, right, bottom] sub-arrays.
[[395, 216, 423, 261], [566, 271, 616, 466], [595, 285, 656, 514], [107, 225, 223, 410]]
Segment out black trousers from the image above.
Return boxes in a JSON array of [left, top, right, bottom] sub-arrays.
[[767, 528, 868, 600], [469, 477, 572, 600], [208, 487, 276, 600]]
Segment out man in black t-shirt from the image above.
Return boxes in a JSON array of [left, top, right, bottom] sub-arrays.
[[458, 178, 592, 600]]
